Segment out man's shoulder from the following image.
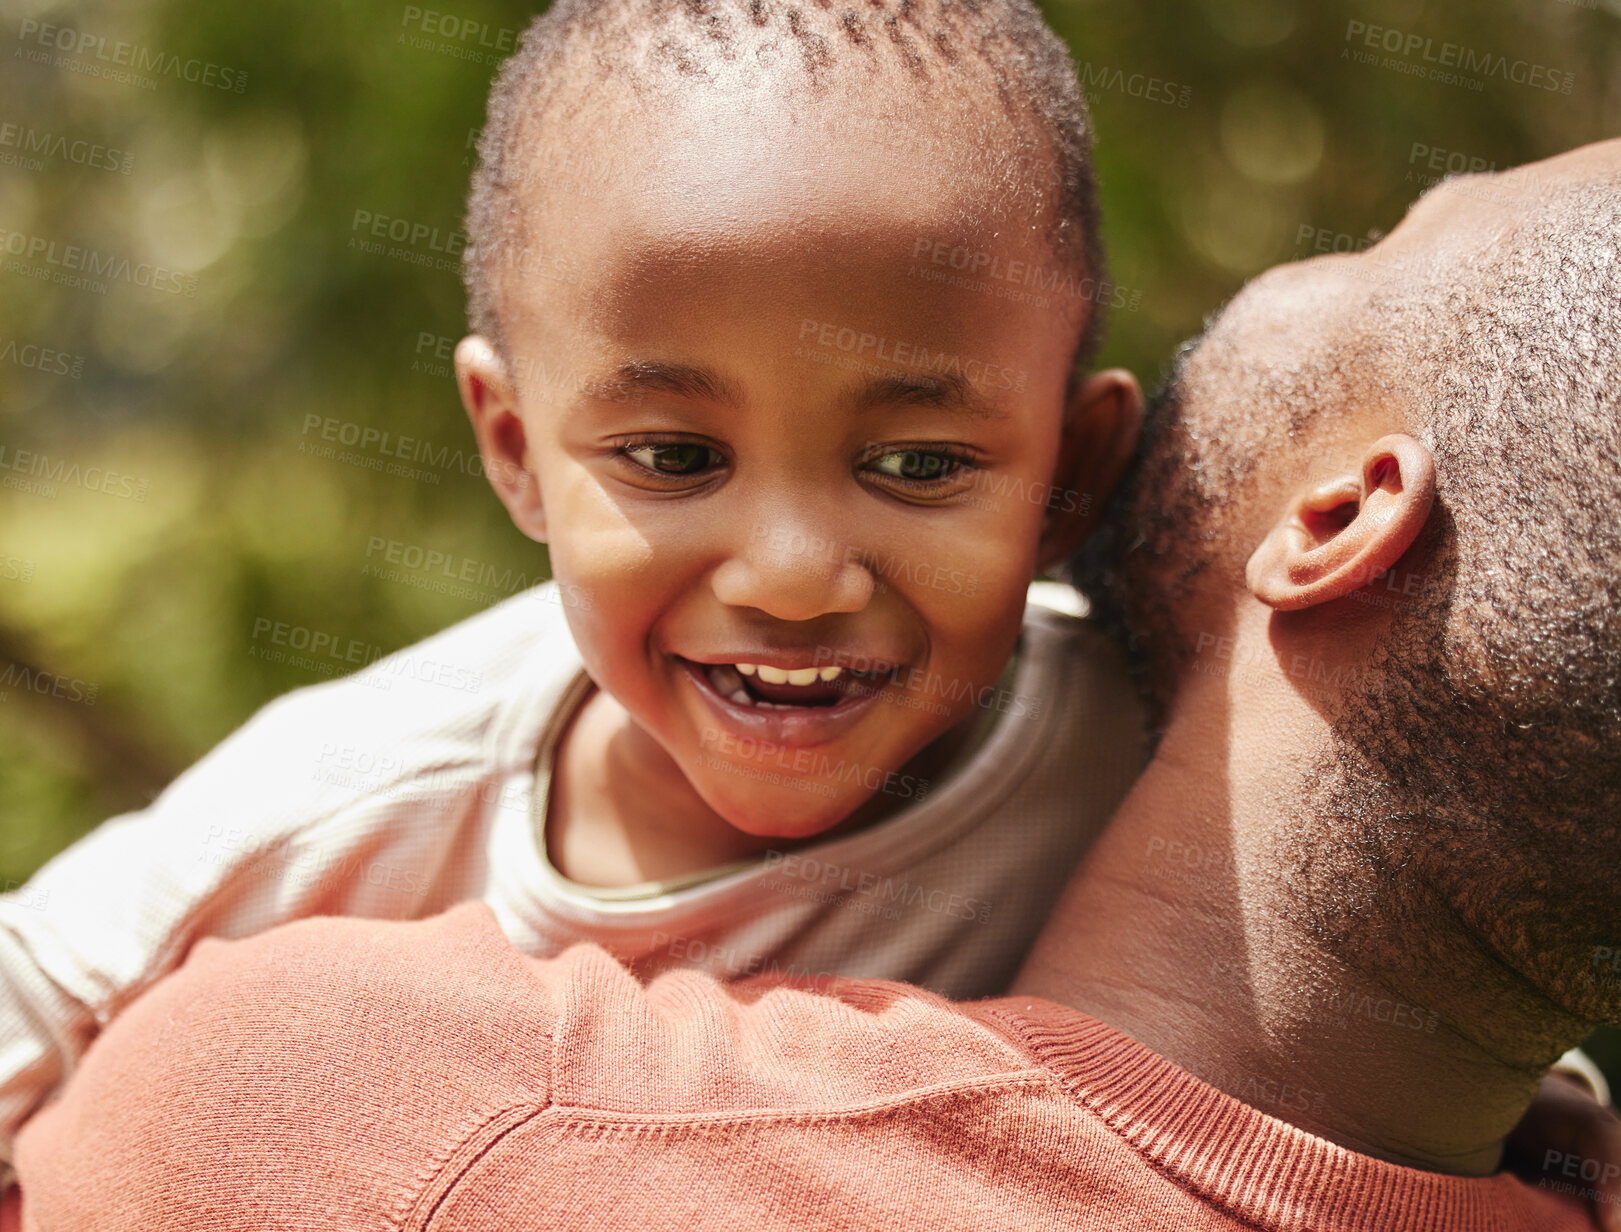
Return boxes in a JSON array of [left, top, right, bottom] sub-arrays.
[[195, 916, 1211, 1229], [559, 959, 1050, 1114], [11, 904, 564, 1229], [175, 905, 1050, 1112], [47, 902, 1051, 1124]]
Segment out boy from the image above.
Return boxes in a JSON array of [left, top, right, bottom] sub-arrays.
[[0, 0, 1148, 1185]]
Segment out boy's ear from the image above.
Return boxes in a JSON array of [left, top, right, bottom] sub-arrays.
[[1034, 368, 1143, 575], [1245, 433, 1435, 611], [455, 335, 547, 543]]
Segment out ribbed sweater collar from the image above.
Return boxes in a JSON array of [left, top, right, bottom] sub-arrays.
[[978, 999, 1583, 1232]]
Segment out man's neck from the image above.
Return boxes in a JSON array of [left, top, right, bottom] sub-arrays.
[[1011, 670, 1587, 1175]]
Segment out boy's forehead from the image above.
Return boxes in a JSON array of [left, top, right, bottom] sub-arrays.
[[501, 84, 1067, 342], [536, 76, 1047, 227]]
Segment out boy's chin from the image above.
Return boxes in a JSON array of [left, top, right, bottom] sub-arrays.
[[709, 784, 887, 842]]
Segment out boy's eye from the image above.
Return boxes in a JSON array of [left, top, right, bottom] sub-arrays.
[[875, 450, 959, 483], [866, 448, 975, 485], [619, 442, 723, 476]]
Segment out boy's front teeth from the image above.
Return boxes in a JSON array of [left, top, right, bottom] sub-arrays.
[[700, 660, 848, 708], [736, 663, 842, 684]]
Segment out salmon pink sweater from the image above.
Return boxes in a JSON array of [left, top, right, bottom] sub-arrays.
[[5, 903, 1594, 1230]]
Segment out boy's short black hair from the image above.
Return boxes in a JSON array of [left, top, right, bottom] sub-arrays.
[[463, 0, 1108, 377]]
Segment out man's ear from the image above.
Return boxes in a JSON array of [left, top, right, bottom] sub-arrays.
[[455, 335, 547, 543], [1245, 433, 1435, 611], [1034, 368, 1143, 574]]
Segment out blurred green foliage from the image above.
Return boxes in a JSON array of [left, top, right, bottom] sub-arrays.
[[1, 0, 1618, 1061]]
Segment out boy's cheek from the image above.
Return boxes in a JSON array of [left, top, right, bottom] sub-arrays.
[[897, 522, 1038, 626], [541, 504, 671, 620]]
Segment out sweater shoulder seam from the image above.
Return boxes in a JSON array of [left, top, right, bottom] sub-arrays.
[[551, 1068, 1060, 1132], [390, 1101, 552, 1232]]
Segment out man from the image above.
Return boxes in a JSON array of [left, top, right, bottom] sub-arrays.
[[7, 141, 1619, 1231]]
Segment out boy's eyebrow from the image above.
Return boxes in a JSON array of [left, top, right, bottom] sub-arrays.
[[849, 373, 1008, 422], [580, 360, 744, 407], [580, 361, 1007, 421]]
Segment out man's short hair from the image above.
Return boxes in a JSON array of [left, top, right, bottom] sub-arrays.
[[462, 0, 1108, 372]]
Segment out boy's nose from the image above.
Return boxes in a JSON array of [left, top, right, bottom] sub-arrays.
[[710, 519, 874, 621]]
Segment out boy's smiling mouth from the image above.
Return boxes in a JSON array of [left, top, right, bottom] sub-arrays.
[[674, 653, 900, 747]]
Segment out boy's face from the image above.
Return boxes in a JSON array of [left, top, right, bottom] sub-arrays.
[[460, 90, 1137, 838]]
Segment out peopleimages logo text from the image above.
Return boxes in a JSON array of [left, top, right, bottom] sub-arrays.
[[0, 227, 197, 296], [17, 19, 249, 92], [1344, 21, 1575, 93]]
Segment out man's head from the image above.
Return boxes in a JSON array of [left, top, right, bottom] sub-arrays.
[[1088, 141, 1621, 1024], [451, 0, 1142, 838]]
